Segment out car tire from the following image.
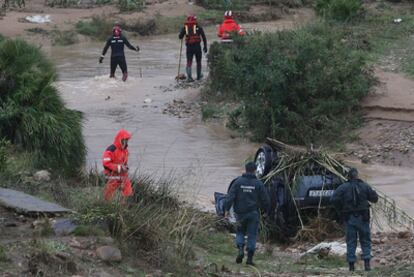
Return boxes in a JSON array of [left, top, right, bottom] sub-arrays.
[[254, 144, 275, 178]]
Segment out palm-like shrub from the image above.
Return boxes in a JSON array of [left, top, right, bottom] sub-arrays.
[[0, 39, 85, 176]]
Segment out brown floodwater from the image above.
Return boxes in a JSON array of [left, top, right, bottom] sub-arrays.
[[53, 33, 257, 209]]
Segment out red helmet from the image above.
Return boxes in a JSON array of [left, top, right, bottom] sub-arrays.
[[186, 15, 197, 25], [224, 10, 233, 19], [113, 26, 121, 37]]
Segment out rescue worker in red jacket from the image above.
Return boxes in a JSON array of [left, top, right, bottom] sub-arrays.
[[179, 15, 208, 82], [217, 10, 245, 42], [102, 129, 133, 201]]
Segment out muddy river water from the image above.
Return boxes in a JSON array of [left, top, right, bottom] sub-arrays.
[[54, 32, 258, 209], [53, 26, 414, 215]]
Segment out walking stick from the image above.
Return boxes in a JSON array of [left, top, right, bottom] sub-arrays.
[[176, 39, 185, 81]]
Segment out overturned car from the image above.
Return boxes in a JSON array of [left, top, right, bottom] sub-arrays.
[[215, 139, 346, 236]]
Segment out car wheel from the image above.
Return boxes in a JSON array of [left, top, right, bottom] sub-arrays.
[[255, 144, 274, 178]]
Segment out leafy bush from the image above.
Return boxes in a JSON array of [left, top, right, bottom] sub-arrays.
[[0, 139, 9, 173], [45, 0, 78, 7], [118, 0, 144, 11], [207, 23, 374, 144], [316, 0, 363, 21], [76, 15, 114, 40], [195, 0, 250, 10], [0, 39, 85, 176], [123, 15, 185, 36], [46, 0, 112, 7], [0, 245, 7, 262], [50, 29, 78, 46]]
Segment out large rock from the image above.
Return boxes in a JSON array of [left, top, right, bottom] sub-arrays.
[[33, 170, 51, 182], [52, 218, 76, 236], [96, 246, 122, 262]]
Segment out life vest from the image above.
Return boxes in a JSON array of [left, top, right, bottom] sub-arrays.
[[184, 23, 201, 44]]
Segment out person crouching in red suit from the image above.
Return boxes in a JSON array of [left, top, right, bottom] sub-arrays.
[[217, 10, 246, 43]]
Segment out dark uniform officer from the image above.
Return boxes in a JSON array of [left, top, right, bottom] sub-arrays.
[[225, 161, 270, 266], [178, 15, 207, 82], [331, 168, 378, 272], [100, 25, 139, 82]]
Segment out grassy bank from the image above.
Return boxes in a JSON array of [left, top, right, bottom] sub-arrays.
[[1, 151, 414, 276]]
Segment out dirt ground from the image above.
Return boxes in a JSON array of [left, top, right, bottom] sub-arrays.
[[347, 69, 414, 167], [0, 0, 206, 37]]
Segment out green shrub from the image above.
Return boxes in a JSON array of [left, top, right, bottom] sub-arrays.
[[202, 105, 219, 120], [50, 29, 78, 46], [316, 0, 363, 21], [123, 15, 185, 36], [198, 9, 223, 25], [207, 23, 374, 144], [118, 0, 144, 11], [153, 15, 185, 35], [195, 0, 251, 10], [0, 39, 85, 176], [46, 0, 112, 7], [0, 245, 7, 262], [76, 15, 114, 40], [73, 224, 106, 236], [0, 139, 9, 173]]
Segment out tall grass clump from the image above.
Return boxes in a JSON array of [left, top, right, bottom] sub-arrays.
[[207, 23, 374, 145], [0, 38, 85, 176], [50, 29, 79, 46], [46, 0, 112, 7], [195, 0, 251, 10], [75, 15, 114, 40], [316, 0, 363, 21], [0, 139, 9, 173], [118, 0, 144, 11], [76, 174, 215, 274]]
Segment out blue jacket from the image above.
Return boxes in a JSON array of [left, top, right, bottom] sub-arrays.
[[225, 173, 270, 215], [331, 179, 378, 213]]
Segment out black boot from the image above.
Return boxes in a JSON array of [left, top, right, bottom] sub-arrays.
[[246, 250, 255, 266], [349, 262, 355, 272], [236, 246, 244, 264], [196, 63, 203, 80], [364, 259, 371, 271], [186, 67, 194, 82]]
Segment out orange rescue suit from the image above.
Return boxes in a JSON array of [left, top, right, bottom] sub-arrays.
[[102, 129, 133, 200]]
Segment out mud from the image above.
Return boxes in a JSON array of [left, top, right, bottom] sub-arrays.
[[363, 69, 414, 122]]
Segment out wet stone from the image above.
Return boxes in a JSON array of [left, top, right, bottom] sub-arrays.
[[96, 246, 122, 262], [53, 218, 77, 236]]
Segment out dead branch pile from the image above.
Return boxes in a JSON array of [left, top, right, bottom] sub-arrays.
[[264, 138, 414, 240]]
